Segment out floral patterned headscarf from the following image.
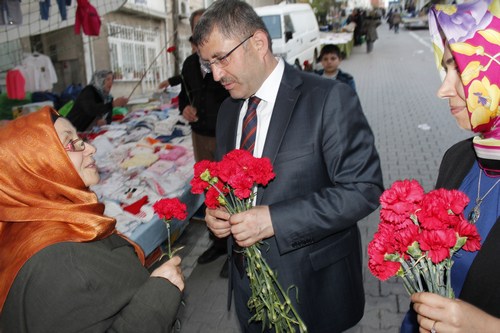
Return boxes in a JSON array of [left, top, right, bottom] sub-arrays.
[[429, 0, 500, 172]]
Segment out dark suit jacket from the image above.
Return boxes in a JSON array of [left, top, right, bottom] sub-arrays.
[[216, 63, 383, 332], [435, 138, 500, 317]]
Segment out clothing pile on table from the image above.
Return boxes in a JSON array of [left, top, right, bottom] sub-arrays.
[[88, 102, 195, 237]]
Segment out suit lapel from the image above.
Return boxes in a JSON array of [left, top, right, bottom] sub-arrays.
[[220, 99, 244, 155], [257, 64, 302, 204]]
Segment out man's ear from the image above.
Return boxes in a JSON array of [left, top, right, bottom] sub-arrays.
[[252, 30, 269, 56]]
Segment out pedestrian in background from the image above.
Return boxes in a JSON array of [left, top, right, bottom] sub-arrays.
[[391, 9, 402, 34], [347, 8, 365, 46], [315, 44, 356, 92], [364, 10, 381, 53], [173, 8, 231, 278], [66, 70, 128, 132], [193, 0, 383, 332], [401, 1, 500, 332]]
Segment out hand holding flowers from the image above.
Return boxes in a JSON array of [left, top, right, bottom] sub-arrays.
[[191, 149, 308, 333]]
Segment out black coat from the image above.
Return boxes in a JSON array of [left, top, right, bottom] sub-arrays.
[[66, 85, 113, 132], [436, 138, 500, 317], [178, 53, 229, 137]]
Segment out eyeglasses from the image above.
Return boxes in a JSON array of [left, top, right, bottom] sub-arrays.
[[64, 138, 86, 152], [200, 34, 254, 74]]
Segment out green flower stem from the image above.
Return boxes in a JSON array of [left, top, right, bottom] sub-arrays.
[[166, 221, 172, 258], [399, 255, 455, 300], [400, 275, 416, 295], [425, 257, 441, 295], [445, 259, 454, 299], [416, 257, 433, 293], [207, 185, 307, 332], [245, 245, 308, 333], [403, 258, 422, 292]]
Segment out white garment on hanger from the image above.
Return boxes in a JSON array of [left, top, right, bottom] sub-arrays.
[[21, 53, 58, 92]]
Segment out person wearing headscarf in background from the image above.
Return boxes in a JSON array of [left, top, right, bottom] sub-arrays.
[[66, 69, 128, 132], [401, 1, 500, 332], [364, 9, 381, 54], [0, 107, 184, 332]]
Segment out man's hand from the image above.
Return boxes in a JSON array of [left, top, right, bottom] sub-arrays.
[[158, 80, 170, 90], [230, 206, 274, 247], [182, 105, 198, 122], [205, 207, 231, 238]]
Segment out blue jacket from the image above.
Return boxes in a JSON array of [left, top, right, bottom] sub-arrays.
[[315, 69, 356, 92]]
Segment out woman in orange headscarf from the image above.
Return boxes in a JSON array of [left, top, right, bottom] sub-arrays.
[[0, 107, 184, 332]]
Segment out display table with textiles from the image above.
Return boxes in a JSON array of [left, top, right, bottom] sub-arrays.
[[87, 101, 203, 256], [319, 32, 354, 58]]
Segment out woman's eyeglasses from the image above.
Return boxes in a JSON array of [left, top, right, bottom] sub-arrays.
[[200, 34, 254, 74], [64, 138, 86, 152]]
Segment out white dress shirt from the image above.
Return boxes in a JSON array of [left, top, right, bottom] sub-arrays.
[[236, 58, 285, 158]]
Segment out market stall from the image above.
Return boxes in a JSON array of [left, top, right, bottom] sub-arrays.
[[320, 32, 354, 59], [87, 101, 203, 256]]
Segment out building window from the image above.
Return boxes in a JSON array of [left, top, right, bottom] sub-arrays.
[[107, 23, 162, 82]]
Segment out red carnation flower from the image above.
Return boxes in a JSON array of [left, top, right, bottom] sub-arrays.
[[418, 229, 456, 264], [153, 197, 187, 221], [455, 218, 482, 252], [368, 231, 401, 280], [380, 179, 424, 224]]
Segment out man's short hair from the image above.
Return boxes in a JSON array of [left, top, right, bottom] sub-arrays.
[[190, 8, 205, 30]]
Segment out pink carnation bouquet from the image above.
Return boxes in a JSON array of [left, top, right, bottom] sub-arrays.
[[368, 179, 481, 298]]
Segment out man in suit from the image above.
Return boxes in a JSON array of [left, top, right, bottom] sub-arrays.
[[192, 1, 383, 332]]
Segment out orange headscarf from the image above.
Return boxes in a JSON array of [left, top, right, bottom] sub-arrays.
[[0, 107, 144, 311]]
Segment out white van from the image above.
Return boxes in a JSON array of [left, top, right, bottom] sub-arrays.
[[255, 3, 321, 69]]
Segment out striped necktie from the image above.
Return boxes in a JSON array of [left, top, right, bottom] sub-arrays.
[[234, 96, 261, 277], [240, 96, 261, 154]]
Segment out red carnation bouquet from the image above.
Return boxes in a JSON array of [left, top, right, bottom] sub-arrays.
[[368, 179, 481, 298], [191, 149, 307, 333], [153, 198, 187, 259]]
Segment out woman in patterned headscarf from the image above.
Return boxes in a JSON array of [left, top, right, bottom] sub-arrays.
[[0, 107, 184, 332], [402, 1, 500, 332], [66, 69, 129, 132]]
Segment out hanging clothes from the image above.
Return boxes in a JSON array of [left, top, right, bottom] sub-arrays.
[[0, 0, 22, 25], [74, 0, 101, 36], [40, 0, 71, 21], [6, 68, 25, 100], [21, 53, 58, 92]]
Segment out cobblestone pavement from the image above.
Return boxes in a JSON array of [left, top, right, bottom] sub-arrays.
[[173, 25, 471, 333]]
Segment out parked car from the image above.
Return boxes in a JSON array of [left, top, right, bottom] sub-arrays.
[[402, 2, 431, 30], [255, 2, 322, 69], [402, 14, 429, 29]]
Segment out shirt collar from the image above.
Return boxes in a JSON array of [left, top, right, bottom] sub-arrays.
[[253, 58, 285, 103]]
